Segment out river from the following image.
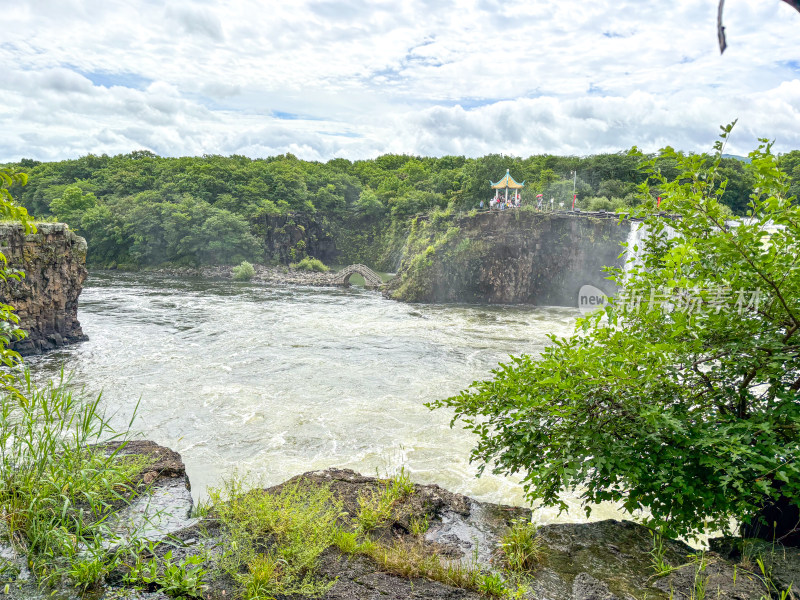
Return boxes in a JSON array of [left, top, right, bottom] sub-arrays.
[[26, 271, 625, 525]]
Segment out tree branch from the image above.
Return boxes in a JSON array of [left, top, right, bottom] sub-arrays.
[[781, 0, 800, 14]]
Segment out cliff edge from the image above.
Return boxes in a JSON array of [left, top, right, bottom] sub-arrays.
[[388, 211, 628, 306], [0, 222, 88, 355]]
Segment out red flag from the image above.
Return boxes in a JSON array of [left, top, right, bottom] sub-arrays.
[[572, 194, 577, 210], [657, 196, 661, 208]]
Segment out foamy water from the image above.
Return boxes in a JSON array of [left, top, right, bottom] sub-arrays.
[[26, 272, 628, 526]]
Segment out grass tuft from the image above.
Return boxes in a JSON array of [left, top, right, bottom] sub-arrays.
[[291, 257, 329, 272], [0, 368, 147, 589], [208, 478, 341, 598], [497, 519, 543, 573]]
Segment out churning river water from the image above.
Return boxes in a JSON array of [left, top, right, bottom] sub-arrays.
[[26, 272, 626, 525]]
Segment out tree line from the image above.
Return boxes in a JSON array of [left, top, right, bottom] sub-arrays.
[[4, 148, 800, 267]]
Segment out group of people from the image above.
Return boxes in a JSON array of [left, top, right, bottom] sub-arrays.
[[480, 194, 557, 211], [482, 197, 521, 210]]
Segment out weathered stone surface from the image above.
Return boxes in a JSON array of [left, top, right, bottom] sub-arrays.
[[333, 264, 384, 288], [388, 211, 629, 305], [0, 222, 88, 355], [531, 520, 768, 600], [263, 213, 336, 265], [165, 468, 781, 600], [104, 440, 197, 545], [710, 536, 800, 597], [149, 263, 387, 290], [571, 572, 620, 600]]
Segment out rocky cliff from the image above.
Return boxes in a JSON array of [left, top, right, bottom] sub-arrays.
[[388, 211, 629, 305], [0, 222, 88, 355], [260, 213, 337, 264]]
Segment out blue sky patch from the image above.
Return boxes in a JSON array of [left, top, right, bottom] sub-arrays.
[[273, 111, 302, 120], [272, 111, 325, 121], [320, 131, 362, 138], [436, 97, 501, 110], [780, 60, 800, 72], [371, 66, 405, 83], [78, 70, 152, 90]]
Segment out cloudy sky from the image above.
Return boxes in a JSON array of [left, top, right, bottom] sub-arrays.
[[2, 0, 800, 162]]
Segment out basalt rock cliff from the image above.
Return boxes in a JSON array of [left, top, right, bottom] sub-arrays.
[[261, 213, 337, 264], [0, 222, 88, 355], [388, 211, 629, 306]]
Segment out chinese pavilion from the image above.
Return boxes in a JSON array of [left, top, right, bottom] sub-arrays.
[[491, 169, 525, 203]]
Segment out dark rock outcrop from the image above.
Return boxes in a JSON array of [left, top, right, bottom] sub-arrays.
[[389, 211, 629, 305], [710, 536, 800, 596], [740, 493, 800, 547], [104, 440, 196, 544], [0, 222, 88, 355], [261, 213, 336, 264]]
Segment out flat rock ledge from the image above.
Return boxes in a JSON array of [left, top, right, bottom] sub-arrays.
[[2, 451, 797, 600], [146, 264, 341, 287]]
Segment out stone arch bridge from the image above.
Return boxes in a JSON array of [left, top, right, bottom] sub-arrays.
[[333, 264, 384, 289]]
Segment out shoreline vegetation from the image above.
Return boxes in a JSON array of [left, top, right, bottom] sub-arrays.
[[1, 427, 797, 600]]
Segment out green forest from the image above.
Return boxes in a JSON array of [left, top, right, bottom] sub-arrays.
[[4, 148, 800, 269]]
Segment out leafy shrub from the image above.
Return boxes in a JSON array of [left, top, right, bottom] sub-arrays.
[[291, 257, 329, 272], [232, 260, 255, 281], [124, 546, 206, 598], [587, 196, 613, 211]]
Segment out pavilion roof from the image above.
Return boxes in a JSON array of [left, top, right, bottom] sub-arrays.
[[490, 169, 525, 189]]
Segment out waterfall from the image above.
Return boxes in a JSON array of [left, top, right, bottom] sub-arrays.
[[623, 221, 647, 281], [393, 247, 405, 273], [623, 219, 679, 282]]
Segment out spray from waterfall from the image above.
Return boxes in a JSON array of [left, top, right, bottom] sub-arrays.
[[622, 219, 679, 284]]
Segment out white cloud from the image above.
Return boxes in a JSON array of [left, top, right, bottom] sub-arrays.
[[1, 0, 800, 162]]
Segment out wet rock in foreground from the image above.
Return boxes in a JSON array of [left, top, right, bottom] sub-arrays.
[[3, 457, 797, 600], [161, 468, 791, 600]]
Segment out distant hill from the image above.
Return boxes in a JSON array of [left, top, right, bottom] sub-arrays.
[[722, 154, 752, 164]]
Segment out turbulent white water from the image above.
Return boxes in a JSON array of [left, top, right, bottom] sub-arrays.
[[26, 272, 627, 525]]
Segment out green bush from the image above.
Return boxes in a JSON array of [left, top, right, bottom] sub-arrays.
[[587, 196, 613, 211], [232, 260, 256, 281], [291, 257, 329, 272]]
